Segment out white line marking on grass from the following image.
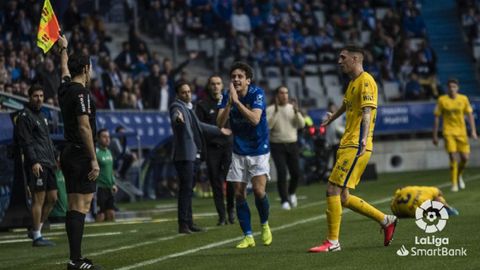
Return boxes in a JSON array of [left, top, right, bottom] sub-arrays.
[[114, 174, 480, 270], [0, 232, 122, 245]]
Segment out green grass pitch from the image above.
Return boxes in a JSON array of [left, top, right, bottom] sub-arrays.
[[0, 167, 479, 270]]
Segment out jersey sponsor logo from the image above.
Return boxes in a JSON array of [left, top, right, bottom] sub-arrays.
[[36, 178, 43, 186], [254, 94, 264, 106], [363, 95, 374, 101], [78, 94, 86, 112]]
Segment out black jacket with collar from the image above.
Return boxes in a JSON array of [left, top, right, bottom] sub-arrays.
[[14, 104, 56, 168]]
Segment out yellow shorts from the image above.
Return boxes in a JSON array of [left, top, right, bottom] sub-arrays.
[[329, 147, 372, 189], [444, 135, 470, 154], [390, 186, 440, 217]]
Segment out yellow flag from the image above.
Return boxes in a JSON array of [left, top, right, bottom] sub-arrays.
[[37, 0, 61, 54]]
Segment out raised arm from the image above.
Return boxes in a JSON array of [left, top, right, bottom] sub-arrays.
[[57, 35, 70, 79]]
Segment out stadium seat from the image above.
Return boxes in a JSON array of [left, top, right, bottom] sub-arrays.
[[325, 85, 343, 107], [382, 81, 401, 102], [322, 74, 340, 87], [185, 37, 200, 51]]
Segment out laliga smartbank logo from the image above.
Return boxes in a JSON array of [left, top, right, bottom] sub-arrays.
[[396, 200, 467, 257]]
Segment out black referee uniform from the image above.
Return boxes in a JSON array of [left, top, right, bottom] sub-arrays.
[[195, 93, 235, 224], [58, 78, 97, 194]]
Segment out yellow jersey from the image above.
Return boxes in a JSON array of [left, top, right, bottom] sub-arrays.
[[340, 72, 378, 151], [390, 186, 440, 218], [434, 94, 473, 136]]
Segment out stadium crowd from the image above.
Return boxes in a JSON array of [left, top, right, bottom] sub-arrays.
[[0, 0, 443, 115]]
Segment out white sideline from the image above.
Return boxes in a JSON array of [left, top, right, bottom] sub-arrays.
[[114, 174, 480, 270]]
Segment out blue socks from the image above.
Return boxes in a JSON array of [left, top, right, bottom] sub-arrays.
[[255, 194, 270, 225], [236, 199, 252, 235]]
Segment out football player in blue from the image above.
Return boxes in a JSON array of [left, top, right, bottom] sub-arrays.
[[217, 62, 272, 248]]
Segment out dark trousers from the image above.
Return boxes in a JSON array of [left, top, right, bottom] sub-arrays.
[[206, 145, 234, 220], [271, 142, 302, 203], [174, 160, 195, 226]]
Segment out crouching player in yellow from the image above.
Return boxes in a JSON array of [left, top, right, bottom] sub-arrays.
[[309, 46, 397, 253], [433, 79, 477, 192], [391, 186, 459, 218]]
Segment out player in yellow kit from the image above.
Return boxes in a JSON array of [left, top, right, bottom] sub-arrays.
[[309, 45, 397, 253], [390, 186, 459, 218], [433, 79, 477, 192]]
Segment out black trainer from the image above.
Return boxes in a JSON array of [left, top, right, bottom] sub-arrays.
[[67, 258, 102, 270]]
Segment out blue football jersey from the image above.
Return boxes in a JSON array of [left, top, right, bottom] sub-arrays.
[[218, 85, 270, 156]]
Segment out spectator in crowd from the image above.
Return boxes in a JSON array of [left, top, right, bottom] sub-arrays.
[[36, 58, 60, 101], [115, 42, 135, 72], [404, 73, 424, 100], [266, 86, 305, 210], [195, 75, 235, 225], [110, 125, 137, 180], [413, 52, 438, 98], [95, 129, 118, 222], [169, 80, 231, 234]]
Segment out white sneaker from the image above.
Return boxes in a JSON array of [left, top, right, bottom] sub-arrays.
[[289, 194, 298, 208], [458, 176, 465, 189], [451, 185, 459, 192], [281, 201, 291, 210]]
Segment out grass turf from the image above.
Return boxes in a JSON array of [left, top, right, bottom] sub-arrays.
[[0, 167, 479, 270]]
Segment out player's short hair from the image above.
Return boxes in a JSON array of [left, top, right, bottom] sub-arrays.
[[28, 84, 43, 97], [97, 128, 109, 137], [447, 78, 459, 86], [174, 80, 190, 94], [68, 52, 91, 78], [341, 45, 365, 57], [229, 62, 253, 80]]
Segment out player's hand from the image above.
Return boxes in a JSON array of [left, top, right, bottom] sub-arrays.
[[88, 160, 100, 181], [357, 138, 367, 157], [175, 110, 184, 124], [229, 82, 239, 104], [32, 163, 43, 178], [112, 185, 118, 194], [432, 136, 439, 146], [472, 131, 478, 140], [321, 112, 333, 127], [220, 128, 232, 136], [290, 98, 299, 113], [26, 186, 31, 199], [57, 34, 68, 49]]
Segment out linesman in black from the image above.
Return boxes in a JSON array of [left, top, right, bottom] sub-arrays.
[[15, 85, 57, 247], [57, 35, 102, 270], [195, 75, 235, 225]]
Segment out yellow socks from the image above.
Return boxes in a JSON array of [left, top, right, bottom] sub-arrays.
[[326, 195, 342, 241], [343, 195, 385, 224], [458, 160, 466, 179], [450, 161, 458, 186]]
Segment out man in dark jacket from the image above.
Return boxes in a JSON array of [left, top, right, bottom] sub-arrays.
[[15, 85, 57, 247], [170, 80, 231, 234], [195, 75, 235, 225]]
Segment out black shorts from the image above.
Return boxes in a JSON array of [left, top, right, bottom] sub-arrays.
[[61, 144, 96, 194], [97, 187, 115, 212], [27, 166, 57, 192]]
